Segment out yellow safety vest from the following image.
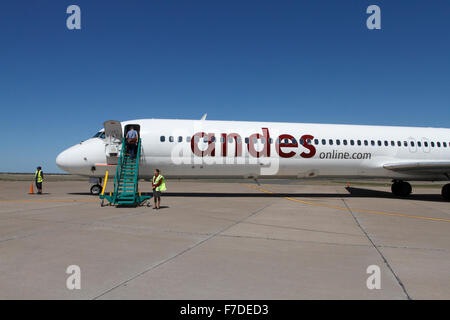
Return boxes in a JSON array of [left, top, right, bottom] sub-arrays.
[[152, 174, 166, 192], [35, 170, 43, 183]]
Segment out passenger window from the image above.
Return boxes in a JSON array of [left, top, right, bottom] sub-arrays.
[[186, 136, 191, 142], [245, 138, 249, 144], [391, 141, 395, 146], [431, 142, 435, 147], [384, 141, 388, 146], [350, 140, 355, 146], [377, 140, 382, 146], [336, 139, 341, 145], [211, 136, 216, 143], [160, 136, 165, 142], [169, 136, 174, 142], [411, 141, 415, 147], [371, 140, 375, 146], [397, 141, 401, 147], [314, 139, 319, 145], [444, 142, 448, 148], [178, 136, 183, 143], [322, 139, 326, 145], [437, 142, 441, 148], [404, 141, 407, 147], [364, 140, 368, 146], [298, 138, 303, 145], [195, 136, 200, 143], [417, 141, 422, 147], [424, 141, 429, 147], [329, 139, 333, 145]]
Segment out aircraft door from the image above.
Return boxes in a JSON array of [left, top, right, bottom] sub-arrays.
[[104, 120, 123, 164]]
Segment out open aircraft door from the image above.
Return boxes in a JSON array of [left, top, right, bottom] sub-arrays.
[[104, 120, 123, 165]]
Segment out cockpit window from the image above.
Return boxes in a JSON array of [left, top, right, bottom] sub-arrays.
[[93, 131, 105, 139]]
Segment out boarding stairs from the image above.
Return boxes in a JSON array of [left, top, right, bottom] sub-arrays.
[[100, 138, 150, 206]]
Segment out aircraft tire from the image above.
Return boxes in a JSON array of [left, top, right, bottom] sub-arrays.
[[90, 184, 101, 195], [442, 184, 450, 201], [391, 181, 412, 197]]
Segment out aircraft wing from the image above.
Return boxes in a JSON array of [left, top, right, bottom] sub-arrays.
[[383, 160, 450, 175]]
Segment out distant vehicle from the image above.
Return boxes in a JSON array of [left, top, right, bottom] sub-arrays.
[[56, 118, 450, 199]]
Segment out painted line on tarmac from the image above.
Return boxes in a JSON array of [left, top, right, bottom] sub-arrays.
[[0, 199, 98, 203], [243, 184, 450, 223]]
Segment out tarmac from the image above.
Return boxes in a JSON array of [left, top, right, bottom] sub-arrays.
[[0, 179, 449, 299]]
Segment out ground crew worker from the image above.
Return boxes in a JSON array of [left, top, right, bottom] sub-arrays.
[[126, 126, 139, 159], [35, 166, 44, 194], [152, 169, 166, 209]]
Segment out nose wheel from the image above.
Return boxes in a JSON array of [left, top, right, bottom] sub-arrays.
[[90, 184, 102, 195], [391, 181, 412, 197]]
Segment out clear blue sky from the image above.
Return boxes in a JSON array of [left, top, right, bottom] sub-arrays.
[[1, 1, 449, 173]]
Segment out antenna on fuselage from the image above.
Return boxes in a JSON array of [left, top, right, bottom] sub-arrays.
[[200, 113, 207, 120]]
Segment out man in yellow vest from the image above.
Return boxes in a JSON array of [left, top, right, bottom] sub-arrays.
[[152, 169, 166, 209], [35, 166, 44, 194]]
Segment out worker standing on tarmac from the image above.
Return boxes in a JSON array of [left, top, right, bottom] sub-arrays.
[[35, 166, 44, 194], [152, 169, 166, 209]]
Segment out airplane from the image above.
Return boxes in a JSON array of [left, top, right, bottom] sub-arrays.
[[56, 117, 450, 200]]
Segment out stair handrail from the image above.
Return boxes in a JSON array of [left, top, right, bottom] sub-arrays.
[[112, 137, 126, 203], [133, 138, 142, 199]]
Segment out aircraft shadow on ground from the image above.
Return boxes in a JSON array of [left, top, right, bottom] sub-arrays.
[[157, 187, 447, 203], [68, 187, 447, 203]]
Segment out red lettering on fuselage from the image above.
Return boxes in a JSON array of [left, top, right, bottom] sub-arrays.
[[221, 133, 242, 157], [191, 132, 215, 157], [248, 128, 271, 158], [190, 128, 315, 159], [300, 134, 316, 158], [275, 134, 297, 158]]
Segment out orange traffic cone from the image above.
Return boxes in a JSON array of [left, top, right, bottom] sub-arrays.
[[29, 183, 34, 194]]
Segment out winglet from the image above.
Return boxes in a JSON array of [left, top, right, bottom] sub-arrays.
[[200, 113, 207, 121]]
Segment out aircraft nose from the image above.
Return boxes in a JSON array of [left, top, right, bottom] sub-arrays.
[[56, 149, 72, 172], [56, 139, 106, 174], [56, 144, 84, 172]]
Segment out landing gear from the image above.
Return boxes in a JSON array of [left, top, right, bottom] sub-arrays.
[[442, 184, 450, 201], [391, 180, 412, 197], [90, 184, 102, 195]]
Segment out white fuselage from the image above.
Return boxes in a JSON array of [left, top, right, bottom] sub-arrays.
[[56, 119, 450, 181]]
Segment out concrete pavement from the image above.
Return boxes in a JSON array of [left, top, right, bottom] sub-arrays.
[[0, 180, 449, 299]]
